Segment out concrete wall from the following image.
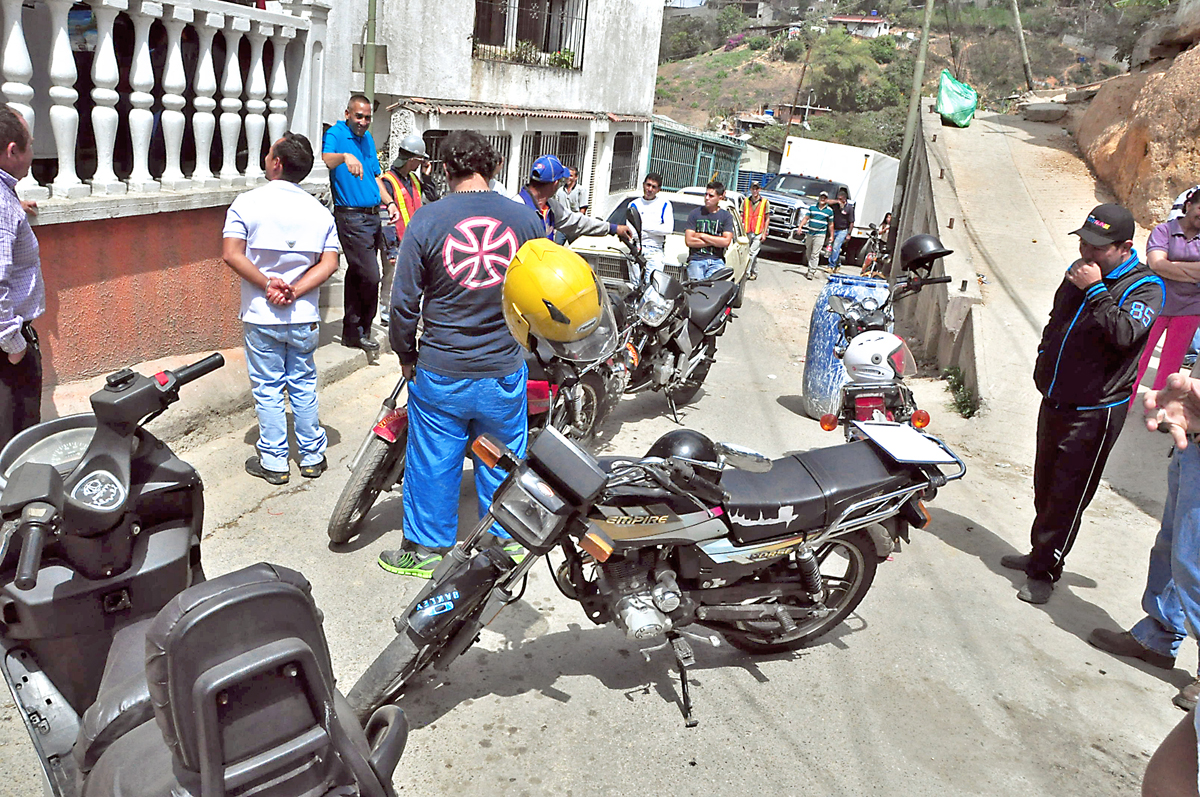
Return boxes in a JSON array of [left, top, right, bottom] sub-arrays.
[[35, 207, 241, 386], [894, 99, 985, 408], [326, 0, 662, 120]]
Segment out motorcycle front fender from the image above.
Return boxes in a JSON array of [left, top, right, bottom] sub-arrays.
[[372, 406, 408, 445], [400, 547, 507, 642]]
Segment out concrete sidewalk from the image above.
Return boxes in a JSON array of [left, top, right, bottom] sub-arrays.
[[39, 264, 389, 446]]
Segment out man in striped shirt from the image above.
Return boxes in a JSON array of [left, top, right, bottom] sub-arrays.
[[0, 106, 43, 452], [795, 192, 834, 280]]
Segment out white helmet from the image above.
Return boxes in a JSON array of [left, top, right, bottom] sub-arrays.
[[843, 330, 915, 382]]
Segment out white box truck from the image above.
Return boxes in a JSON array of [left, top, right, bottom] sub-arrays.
[[759, 137, 899, 265]]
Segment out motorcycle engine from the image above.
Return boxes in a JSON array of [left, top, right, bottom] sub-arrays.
[[598, 553, 677, 641], [649, 350, 674, 387]]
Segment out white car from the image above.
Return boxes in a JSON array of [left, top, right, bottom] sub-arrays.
[[569, 190, 751, 308]]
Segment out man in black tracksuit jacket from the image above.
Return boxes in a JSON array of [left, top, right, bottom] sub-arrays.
[[1003, 204, 1165, 604]]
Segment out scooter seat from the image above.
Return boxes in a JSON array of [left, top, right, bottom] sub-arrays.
[[723, 441, 917, 545], [687, 281, 737, 331], [73, 617, 156, 774]]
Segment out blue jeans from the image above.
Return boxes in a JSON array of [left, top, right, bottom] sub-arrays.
[[244, 322, 325, 471], [402, 364, 528, 550], [829, 228, 850, 270], [1131, 443, 1200, 674], [687, 257, 725, 281]]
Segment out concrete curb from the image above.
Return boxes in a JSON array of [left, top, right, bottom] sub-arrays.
[[41, 323, 380, 444]]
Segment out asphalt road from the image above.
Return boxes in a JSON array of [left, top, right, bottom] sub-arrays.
[[0, 251, 1185, 795]]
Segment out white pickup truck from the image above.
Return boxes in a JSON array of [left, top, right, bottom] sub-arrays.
[[759, 137, 899, 266]]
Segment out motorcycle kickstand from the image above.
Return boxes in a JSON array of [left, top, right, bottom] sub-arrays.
[[666, 393, 680, 425], [640, 630, 719, 727]]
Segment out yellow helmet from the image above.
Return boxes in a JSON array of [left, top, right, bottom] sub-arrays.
[[503, 239, 620, 362]]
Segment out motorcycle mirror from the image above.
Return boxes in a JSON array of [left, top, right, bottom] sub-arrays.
[[715, 442, 772, 472], [828, 295, 847, 314], [869, 223, 877, 231], [625, 205, 643, 238]]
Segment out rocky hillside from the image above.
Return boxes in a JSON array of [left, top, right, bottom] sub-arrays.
[[1071, 0, 1200, 226]]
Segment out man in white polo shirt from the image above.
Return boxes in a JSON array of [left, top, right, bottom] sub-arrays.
[[222, 132, 341, 485]]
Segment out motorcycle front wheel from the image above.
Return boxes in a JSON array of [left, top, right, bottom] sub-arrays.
[[326, 432, 406, 544], [550, 371, 606, 441], [719, 529, 878, 654], [346, 629, 436, 725], [668, 339, 717, 406]]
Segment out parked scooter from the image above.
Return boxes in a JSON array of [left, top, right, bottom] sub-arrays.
[[820, 234, 954, 439], [618, 207, 740, 421], [0, 356, 407, 797], [346, 417, 965, 727]]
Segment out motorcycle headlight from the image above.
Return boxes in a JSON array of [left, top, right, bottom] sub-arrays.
[[637, 287, 673, 328], [490, 469, 571, 553]]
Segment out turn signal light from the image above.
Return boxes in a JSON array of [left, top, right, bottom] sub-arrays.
[[819, 414, 839, 431], [912, 409, 931, 429], [580, 528, 614, 562], [471, 435, 506, 469]]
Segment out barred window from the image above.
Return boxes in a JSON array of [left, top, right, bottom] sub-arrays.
[[421, 131, 512, 195], [473, 0, 587, 70], [609, 132, 641, 193], [517, 131, 582, 183]]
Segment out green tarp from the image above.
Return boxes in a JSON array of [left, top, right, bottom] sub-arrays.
[[936, 69, 978, 128]]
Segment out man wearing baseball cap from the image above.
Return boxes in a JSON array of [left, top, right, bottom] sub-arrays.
[[515, 154, 628, 242], [1001, 203, 1165, 603]]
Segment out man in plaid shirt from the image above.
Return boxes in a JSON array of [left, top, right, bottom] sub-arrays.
[[0, 106, 42, 451]]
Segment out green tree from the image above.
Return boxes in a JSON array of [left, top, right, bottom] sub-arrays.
[[867, 35, 897, 64], [808, 29, 882, 111], [716, 5, 749, 39]]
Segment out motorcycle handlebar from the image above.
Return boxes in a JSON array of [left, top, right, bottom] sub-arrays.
[[171, 353, 225, 387], [14, 505, 52, 590], [917, 275, 953, 285]]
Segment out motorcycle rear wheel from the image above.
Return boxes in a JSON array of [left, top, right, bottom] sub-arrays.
[[719, 529, 878, 654], [326, 432, 406, 544], [550, 371, 606, 441], [346, 629, 435, 725], [668, 340, 717, 406]]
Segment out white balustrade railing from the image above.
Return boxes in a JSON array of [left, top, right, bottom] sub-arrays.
[[0, 0, 330, 203]]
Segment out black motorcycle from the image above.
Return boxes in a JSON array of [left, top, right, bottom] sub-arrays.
[[618, 208, 740, 420], [0, 356, 407, 797], [347, 419, 964, 727]]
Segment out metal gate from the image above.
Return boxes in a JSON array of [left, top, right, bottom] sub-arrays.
[[648, 123, 742, 191]]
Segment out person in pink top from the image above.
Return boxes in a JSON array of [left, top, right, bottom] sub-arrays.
[[1136, 188, 1200, 391]]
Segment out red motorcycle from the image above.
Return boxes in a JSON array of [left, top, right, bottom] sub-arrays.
[[326, 345, 624, 544]]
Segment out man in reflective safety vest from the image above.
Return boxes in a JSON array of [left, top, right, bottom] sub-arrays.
[[740, 181, 769, 280], [379, 134, 440, 325]]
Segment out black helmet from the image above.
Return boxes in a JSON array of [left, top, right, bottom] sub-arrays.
[[899, 234, 953, 274], [645, 429, 721, 480]]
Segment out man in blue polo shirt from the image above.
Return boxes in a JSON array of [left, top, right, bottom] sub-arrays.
[[321, 94, 399, 352]]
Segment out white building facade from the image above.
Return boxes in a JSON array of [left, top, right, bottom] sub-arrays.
[[325, 0, 663, 219]]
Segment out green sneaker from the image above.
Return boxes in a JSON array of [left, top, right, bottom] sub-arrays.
[[502, 541, 527, 564], [378, 546, 444, 578]]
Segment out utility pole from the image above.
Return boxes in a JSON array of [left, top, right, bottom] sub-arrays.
[[898, 0, 935, 174], [781, 44, 814, 149], [890, 0, 935, 257], [1009, 0, 1036, 92], [363, 0, 378, 102]]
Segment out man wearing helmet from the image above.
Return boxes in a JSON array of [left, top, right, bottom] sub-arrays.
[[378, 134, 440, 326], [515, 154, 628, 243], [378, 131, 544, 578], [1000, 204, 1165, 604]]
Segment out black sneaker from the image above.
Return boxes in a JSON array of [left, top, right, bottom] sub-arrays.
[[300, 457, 328, 479], [245, 455, 288, 485]]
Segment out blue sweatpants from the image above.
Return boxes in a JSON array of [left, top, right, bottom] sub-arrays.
[[402, 364, 528, 550]]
